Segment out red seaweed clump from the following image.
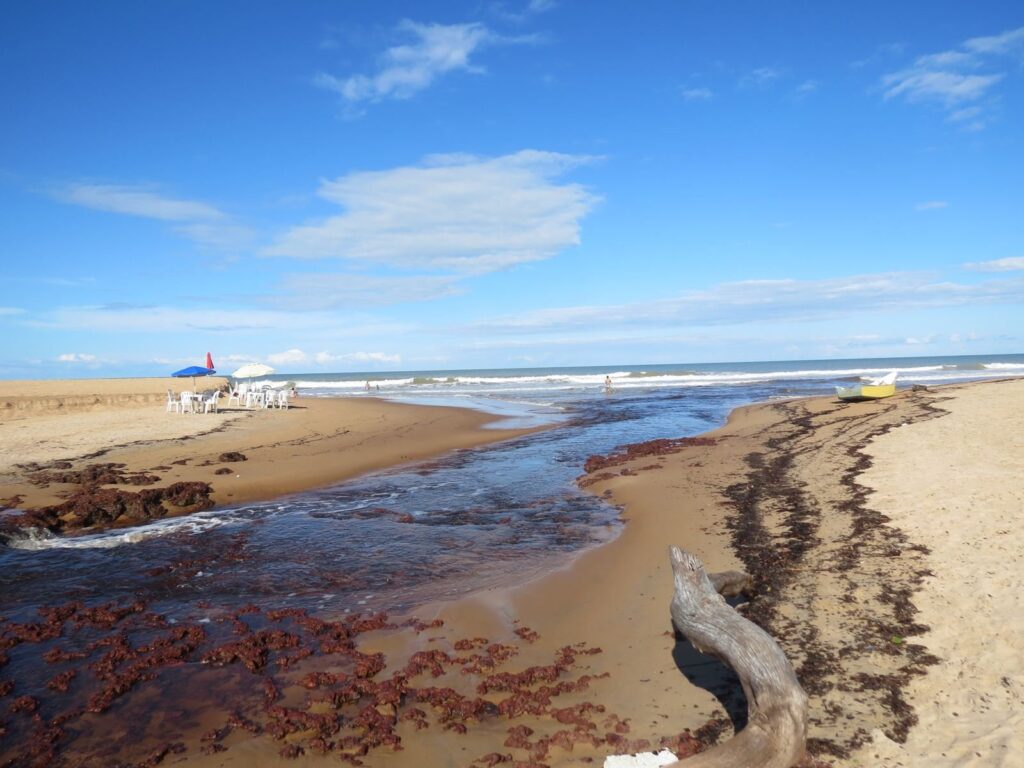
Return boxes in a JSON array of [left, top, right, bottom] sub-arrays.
[[583, 436, 717, 474]]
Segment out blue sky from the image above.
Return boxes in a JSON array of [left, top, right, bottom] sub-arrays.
[[1, 1, 1022, 378]]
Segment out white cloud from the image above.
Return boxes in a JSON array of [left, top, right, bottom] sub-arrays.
[[53, 183, 253, 250], [964, 27, 1024, 55], [267, 348, 309, 365], [947, 105, 983, 123], [915, 200, 948, 211], [274, 273, 462, 309], [54, 184, 224, 221], [681, 87, 713, 101], [880, 26, 1024, 126], [491, 0, 557, 22], [467, 271, 1024, 334], [882, 70, 1003, 106], [741, 67, 782, 87], [315, 20, 528, 105], [57, 353, 97, 363], [794, 79, 818, 96], [314, 350, 401, 365], [0, 307, 25, 316], [28, 305, 409, 337], [264, 150, 599, 273], [263, 349, 400, 368], [964, 256, 1024, 272]]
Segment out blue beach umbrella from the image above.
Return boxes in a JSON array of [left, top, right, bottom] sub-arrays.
[[171, 365, 216, 391]]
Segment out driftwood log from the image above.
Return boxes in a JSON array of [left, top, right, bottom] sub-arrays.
[[668, 546, 808, 768]]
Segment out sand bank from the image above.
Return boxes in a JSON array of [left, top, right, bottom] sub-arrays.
[[849, 378, 1024, 766], [0, 378, 539, 516], [0, 376, 229, 420]]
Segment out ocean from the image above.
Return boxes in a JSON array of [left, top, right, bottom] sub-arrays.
[[2, 353, 1023, 620]]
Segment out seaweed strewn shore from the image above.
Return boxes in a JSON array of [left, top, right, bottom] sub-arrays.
[[1, 378, 1022, 765]]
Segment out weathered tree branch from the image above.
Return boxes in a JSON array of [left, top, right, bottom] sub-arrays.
[[707, 570, 753, 599], [668, 546, 808, 768]]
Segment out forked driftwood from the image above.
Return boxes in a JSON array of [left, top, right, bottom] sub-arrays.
[[667, 546, 808, 768]]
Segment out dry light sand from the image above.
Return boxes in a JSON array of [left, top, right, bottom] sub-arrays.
[[848, 379, 1024, 767]]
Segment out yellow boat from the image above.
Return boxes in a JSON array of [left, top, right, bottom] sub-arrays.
[[835, 371, 898, 402]]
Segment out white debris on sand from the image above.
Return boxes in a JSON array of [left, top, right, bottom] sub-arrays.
[[603, 749, 678, 768]]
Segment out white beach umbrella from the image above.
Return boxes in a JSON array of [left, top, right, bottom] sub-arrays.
[[231, 363, 275, 379]]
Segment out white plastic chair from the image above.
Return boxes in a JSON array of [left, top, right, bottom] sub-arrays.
[[166, 389, 181, 413], [180, 392, 196, 414], [276, 390, 290, 410], [227, 387, 242, 407], [203, 391, 221, 414]]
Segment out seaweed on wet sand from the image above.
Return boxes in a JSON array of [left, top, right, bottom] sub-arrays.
[[0, 596, 704, 766], [26, 462, 160, 489], [582, 436, 718, 475]]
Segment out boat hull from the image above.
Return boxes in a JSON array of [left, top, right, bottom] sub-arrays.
[[835, 383, 897, 402]]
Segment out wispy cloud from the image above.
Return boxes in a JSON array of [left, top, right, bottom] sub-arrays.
[[267, 348, 309, 366], [466, 271, 1024, 335], [28, 306, 416, 347], [315, 20, 533, 107], [52, 183, 254, 250], [264, 150, 599, 274], [794, 79, 818, 97], [681, 87, 713, 101], [964, 27, 1024, 55], [490, 0, 557, 24], [964, 256, 1024, 272], [57, 353, 98, 363], [266, 348, 401, 367], [272, 273, 462, 309], [880, 25, 1024, 128], [740, 66, 782, 88], [915, 200, 948, 211], [314, 350, 401, 366], [54, 184, 223, 221]]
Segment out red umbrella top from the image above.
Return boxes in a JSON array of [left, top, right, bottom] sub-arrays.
[[205, 352, 215, 370]]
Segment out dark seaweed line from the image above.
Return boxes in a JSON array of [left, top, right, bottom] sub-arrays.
[[722, 392, 949, 758]]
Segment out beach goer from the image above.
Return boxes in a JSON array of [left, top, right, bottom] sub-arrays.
[[604, 375, 613, 393], [365, 381, 371, 391]]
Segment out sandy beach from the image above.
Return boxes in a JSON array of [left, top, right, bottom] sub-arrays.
[[1, 376, 1022, 766], [0, 378, 541, 518], [349, 377, 1024, 766]]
